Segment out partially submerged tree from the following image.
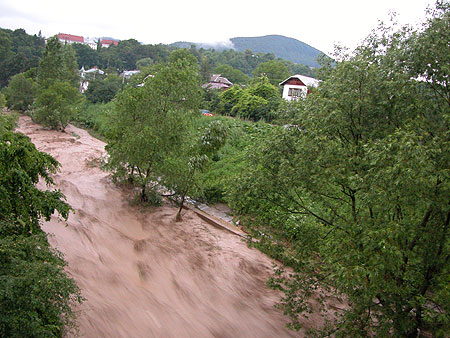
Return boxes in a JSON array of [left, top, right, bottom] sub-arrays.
[[106, 51, 203, 203], [162, 119, 228, 220]]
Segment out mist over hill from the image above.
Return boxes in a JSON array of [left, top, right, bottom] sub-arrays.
[[171, 34, 324, 68]]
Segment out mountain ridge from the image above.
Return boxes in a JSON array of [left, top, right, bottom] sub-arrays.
[[171, 34, 324, 68]]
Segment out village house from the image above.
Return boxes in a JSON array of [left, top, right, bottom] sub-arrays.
[[101, 39, 119, 48], [57, 33, 119, 50], [279, 74, 320, 101], [79, 66, 105, 92], [58, 33, 84, 45], [202, 74, 233, 90]]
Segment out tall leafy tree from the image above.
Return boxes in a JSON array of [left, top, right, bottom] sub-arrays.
[[3, 73, 37, 112], [106, 52, 202, 202], [37, 36, 79, 88], [229, 3, 450, 337], [72, 42, 99, 69], [214, 64, 249, 84], [0, 112, 81, 337], [162, 119, 228, 220], [0, 28, 44, 88], [34, 35, 81, 130], [252, 59, 290, 86], [227, 76, 282, 121], [84, 74, 122, 103]]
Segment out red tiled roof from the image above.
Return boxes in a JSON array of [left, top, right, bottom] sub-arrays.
[[101, 39, 118, 46], [58, 33, 84, 43]]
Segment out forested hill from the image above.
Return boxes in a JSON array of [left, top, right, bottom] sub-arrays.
[[172, 35, 324, 68], [230, 35, 323, 67]]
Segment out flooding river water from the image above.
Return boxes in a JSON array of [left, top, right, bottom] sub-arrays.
[[17, 116, 302, 337]]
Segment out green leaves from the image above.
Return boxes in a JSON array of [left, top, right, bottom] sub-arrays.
[[105, 55, 203, 204], [0, 129, 71, 234], [34, 81, 82, 131], [0, 228, 82, 338], [0, 114, 81, 336], [33, 35, 81, 131], [228, 4, 450, 337]]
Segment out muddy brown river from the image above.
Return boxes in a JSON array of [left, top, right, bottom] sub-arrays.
[[16, 116, 309, 337]]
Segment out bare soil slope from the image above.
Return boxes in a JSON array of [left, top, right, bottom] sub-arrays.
[[17, 116, 300, 338]]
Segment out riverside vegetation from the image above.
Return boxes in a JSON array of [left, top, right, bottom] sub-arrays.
[[0, 112, 83, 337], [1, 2, 449, 337]]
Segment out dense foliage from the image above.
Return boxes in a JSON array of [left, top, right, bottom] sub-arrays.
[[215, 76, 282, 121], [0, 112, 82, 337], [3, 73, 37, 112], [104, 51, 228, 217], [226, 3, 450, 337], [33, 36, 82, 131], [84, 74, 122, 104], [105, 52, 203, 202], [0, 28, 45, 88]]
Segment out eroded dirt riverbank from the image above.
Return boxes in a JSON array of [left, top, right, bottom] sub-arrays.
[[16, 116, 303, 337]]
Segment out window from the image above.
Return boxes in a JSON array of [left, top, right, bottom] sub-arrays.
[[288, 88, 301, 97]]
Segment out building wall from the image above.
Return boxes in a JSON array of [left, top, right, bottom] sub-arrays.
[[282, 84, 308, 101]]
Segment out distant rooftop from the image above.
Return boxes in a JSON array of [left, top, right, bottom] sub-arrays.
[[279, 74, 320, 87]]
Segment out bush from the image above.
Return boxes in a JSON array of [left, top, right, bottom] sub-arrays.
[[3, 73, 37, 112], [0, 229, 83, 338], [85, 75, 122, 104], [33, 81, 81, 131]]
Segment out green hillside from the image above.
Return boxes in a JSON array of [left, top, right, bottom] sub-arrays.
[[171, 35, 325, 68], [230, 35, 323, 67]]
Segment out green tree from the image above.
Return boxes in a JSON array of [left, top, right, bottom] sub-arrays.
[[0, 113, 81, 337], [85, 74, 122, 103], [3, 73, 37, 112], [231, 91, 269, 120], [252, 59, 290, 86], [34, 81, 81, 131], [72, 42, 99, 69], [169, 48, 198, 66], [0, 28, 44, 89], [136, 57, 154, 70], [106, 55, 202, 202], [37, 36, 79, 88], [230, 76, 282, 121], [217, 84, 244, 115], [0, 229, 82, 338], [0, 92, 6, 110], [214, 64, 249, 84], [162, 119, 228, 220], [0, 126, 71, 233], [34, 35, 81, 130], [229, 4, 450, 337]]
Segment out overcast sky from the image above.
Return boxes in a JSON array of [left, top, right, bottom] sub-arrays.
[[0, 0, 435, 54]]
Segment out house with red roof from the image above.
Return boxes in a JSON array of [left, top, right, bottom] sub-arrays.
[[58, 33, 84, 45], [101, 39, 119, 48]]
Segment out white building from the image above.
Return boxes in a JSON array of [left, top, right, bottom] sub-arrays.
[[279, 74, 320, 101], [84, 37, 98, 50], [57, 33, 98, 50]]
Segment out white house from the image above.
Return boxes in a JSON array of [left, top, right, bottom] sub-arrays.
[[79, 66, 105, 93], [84, 37, 98, 50], [58, 33, 84, 45], [279, 74, 320, 101]]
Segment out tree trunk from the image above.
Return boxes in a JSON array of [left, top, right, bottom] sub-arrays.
[[175, 194, 185, 222]]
